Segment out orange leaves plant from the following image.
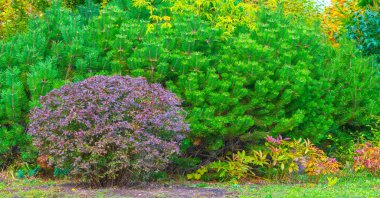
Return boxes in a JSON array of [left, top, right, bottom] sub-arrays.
[[265, 136, 341, 180], [188, 136, 342, 183], [353, 142, 380, 175], [321, 0, 366, 47]]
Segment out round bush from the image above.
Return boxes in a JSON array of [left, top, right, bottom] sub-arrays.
[[28, 75, 189, 185]]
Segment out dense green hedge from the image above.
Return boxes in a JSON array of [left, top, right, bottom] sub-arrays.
[[0, 1, 379, 167]]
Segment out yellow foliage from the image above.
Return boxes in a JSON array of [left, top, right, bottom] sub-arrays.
[[130, 0, 321, 37], [321, 0, 361, 47], [0, 0, 48, 39], [169, 0, 319, 38], [101, 0, 110, 9], [265, 0, 321, 23], [146, 23, 155, 34], [132, 0, 151, 8], [327, 177, 339, 187], [131, 0, 171, 34], [170, 0, 259, 38]]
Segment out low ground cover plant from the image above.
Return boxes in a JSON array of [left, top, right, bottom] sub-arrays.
[[263, 136, 342, 179], [27, 75, 189, 186], [188, 136, 342, 182], [353, 142, 380, 175]]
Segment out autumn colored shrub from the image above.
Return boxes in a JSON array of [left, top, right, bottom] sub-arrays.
[[322, 0, 361, 46], [27, 75, 189, 186], [264, 136, 341, 180], [188, 136, 341, 182], [322, 0, 379, 57], [353, 142, 380, 175]]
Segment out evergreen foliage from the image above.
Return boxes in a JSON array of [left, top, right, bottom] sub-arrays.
[[0, 1, 379, 165]]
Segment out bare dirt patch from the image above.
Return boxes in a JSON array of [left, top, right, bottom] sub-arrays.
[[23, 183, 234, 198], [59, 183, 236, 198]]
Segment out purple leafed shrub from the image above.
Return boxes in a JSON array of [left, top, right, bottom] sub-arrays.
[[28, 75, 189, 186]]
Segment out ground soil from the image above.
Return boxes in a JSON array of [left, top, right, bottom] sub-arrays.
[[2, 181, 237, 198], [60, 183, 236, 198]]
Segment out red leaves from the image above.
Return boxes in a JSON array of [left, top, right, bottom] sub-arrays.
[[353, 142, 380, 174], [28, 75, 189, 185]]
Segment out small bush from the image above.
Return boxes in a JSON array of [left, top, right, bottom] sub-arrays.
[[28, 75, 189, 186], [187, 150, 266, 183], [264, 136, 341, 180], [188, 136, 341, 182], [353, 142, 380, 175]]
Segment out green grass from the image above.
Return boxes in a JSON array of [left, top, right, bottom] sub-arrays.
[[235, 174, 380, 198], [0, 173, 379, 197], [0, 178, 65, 197]]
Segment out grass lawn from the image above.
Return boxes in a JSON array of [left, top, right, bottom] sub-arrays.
[[235, 175, 380, 197], [0, 173, 379, 197]]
